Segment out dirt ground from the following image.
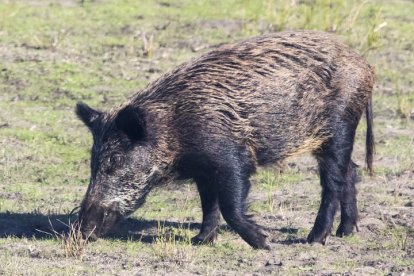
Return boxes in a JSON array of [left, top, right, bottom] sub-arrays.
[[0, 0, 413, 275]]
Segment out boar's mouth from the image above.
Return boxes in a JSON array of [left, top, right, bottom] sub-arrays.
[[77, 203, 123, 240]]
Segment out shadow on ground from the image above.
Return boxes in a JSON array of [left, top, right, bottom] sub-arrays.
[[0, 212, 203, 243], [0, 211, 81, 239], [0, 212, 306, 245]]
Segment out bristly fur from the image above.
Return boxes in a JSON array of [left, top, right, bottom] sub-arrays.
[[76, 31, 375, 249]]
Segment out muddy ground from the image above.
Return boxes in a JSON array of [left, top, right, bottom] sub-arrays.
[[0, 0, 413, 275]]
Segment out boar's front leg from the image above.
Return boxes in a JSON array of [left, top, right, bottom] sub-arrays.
[[218, 173, 270, 249], [215, 153, 270, 250], [191, 178, 220, 245], [184, 142, 269, 249]]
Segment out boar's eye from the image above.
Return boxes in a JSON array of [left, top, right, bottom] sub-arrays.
[[104, 154, 125, 174], [110, 154, 124, 167]]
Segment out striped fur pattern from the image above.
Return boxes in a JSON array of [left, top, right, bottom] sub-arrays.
[[76, 31, 375, 248]]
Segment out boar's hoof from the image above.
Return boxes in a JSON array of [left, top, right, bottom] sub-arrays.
[[191, 228, 218, 245], [335, 222, 356, 237], [247, 229, 271, 250], [191, 233, 217, 245], [252, 237, 271, 250], [259, 240, 272, 250], [307, 229, 330, 245]]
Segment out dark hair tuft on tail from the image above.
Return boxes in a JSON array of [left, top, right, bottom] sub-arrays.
[[365, 96, 375, 175]]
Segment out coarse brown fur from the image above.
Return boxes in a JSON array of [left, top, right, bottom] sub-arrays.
[[76, 31, 375, 249]]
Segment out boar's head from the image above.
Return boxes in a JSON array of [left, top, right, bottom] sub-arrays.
[[75, 102, 164, 240]]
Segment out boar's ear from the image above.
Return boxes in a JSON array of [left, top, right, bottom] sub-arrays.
[[115, 106, 146, 141], [76, 102, 101, 130]]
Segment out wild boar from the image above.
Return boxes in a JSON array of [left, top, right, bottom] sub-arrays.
[[75, 31, 375, 249]]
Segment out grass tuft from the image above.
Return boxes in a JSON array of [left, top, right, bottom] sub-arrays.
[[60, 222, 91, 259], [39, 218, 93, 260], [152, 220, 193, 264]]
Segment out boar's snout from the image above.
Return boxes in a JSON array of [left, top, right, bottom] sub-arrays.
[[77, 200, 123, 240]]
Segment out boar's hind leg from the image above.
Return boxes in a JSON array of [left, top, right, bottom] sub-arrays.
[[336, 160, 359, 237], [191, 178, 220, 245], [308, 122, 357, 244], [217, 159, 270, 250]]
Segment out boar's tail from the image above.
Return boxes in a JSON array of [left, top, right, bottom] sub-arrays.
[[365, 95, 375, 176]]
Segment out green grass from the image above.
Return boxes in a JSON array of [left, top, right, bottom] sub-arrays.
[[1, 0, 413, 274]]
